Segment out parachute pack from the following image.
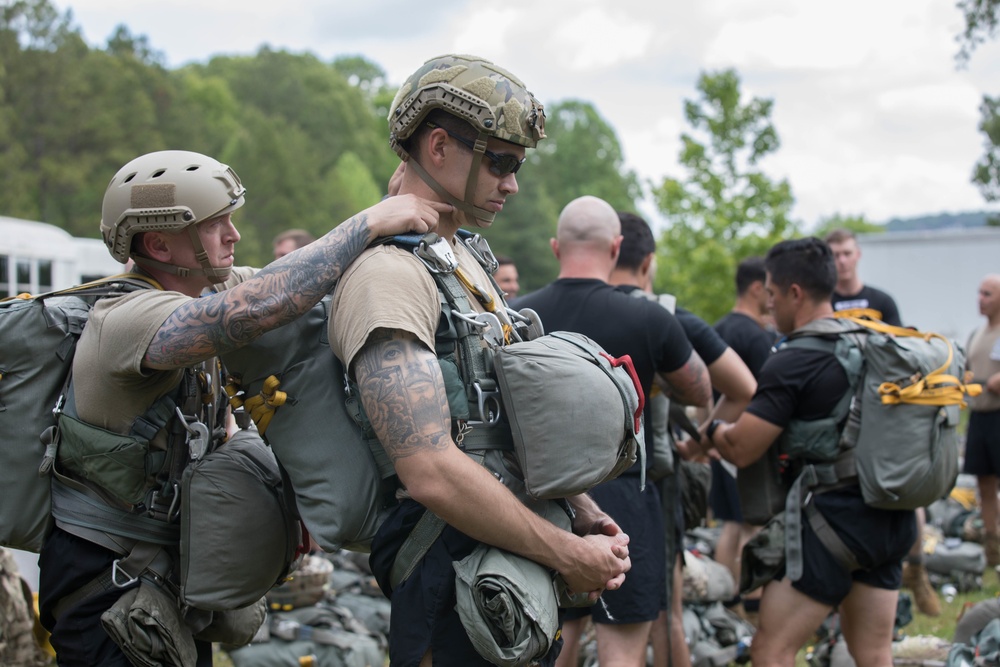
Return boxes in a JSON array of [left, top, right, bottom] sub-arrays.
[[1, 273, 301, 640], [222, 230, 644, 563], [0, 274, 160, 552], [776, 315, 982, 581]]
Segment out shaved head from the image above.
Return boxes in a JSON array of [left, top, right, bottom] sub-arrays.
[[980, 274, 1000, 322], [556, 196, 620, 248]]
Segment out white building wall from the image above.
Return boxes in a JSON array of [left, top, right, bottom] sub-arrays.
[[856, 228, 1000, 343]]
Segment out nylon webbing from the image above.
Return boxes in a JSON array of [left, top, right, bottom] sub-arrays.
[[783, 456, 857, 581], [50, 477, 180, 546], [805, 501, 862, 573]]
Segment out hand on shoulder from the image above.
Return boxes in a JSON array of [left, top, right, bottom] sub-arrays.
[[364, 194, 452, 238]]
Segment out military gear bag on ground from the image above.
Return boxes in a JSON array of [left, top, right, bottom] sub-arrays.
[[226, 604, 384, 667], [777, 316, 980, 581], [0, 274, 159, 552]]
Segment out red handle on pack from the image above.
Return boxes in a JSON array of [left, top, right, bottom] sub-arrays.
[[600, 352, 645, 433]]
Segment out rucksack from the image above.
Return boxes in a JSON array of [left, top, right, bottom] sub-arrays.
[[223, 231, 644, 562], [778, 315, 981, 580], [0, 273, 160, 552]]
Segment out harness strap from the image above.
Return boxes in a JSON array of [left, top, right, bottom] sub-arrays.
[[783, 455, 856, 581], [388, 436, 516, 591], [50, 476, 180, 546], [805, 501, 863, 573], [389, 509, 448, 592]]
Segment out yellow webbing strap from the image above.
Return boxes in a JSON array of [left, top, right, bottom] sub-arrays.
[[240, 375, 287, 435], [833, 307, 883, 321], [224, 378, 245, 410], [835, 315, 982, 408], [453, 266, 513, 343]]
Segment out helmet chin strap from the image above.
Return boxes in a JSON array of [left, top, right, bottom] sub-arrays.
[[130, 226, 232, 284], [404, 132, 497, 228]]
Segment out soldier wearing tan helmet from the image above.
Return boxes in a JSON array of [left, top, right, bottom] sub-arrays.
[[37, 149, 444, 666], [329, 55, 630, 666]]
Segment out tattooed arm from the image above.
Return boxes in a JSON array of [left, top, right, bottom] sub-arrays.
[[143, 195, 450, 369], [354, 328, 631, 597], [660, 349, 712, 408]]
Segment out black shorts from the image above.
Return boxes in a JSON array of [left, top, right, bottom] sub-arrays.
[[788, 488, 917, 607], [38, 527, 212, 667], [563, 475, 667, 624], [709, 459, 743, 523], [962, 410, 1000, 476], [370, 499, 563, 667]]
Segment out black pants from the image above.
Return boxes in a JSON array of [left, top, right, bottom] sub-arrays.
[[39, 526, 212, 666]]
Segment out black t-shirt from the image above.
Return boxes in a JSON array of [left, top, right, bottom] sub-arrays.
[[675, 306, 728, 366], [713, 311, 775, 378], [746, 335, 849, 429], [831, 285, 901, 326], [516, 279, 693, 467]]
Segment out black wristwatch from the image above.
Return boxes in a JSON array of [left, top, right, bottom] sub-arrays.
[[706, 419, 724, 444]]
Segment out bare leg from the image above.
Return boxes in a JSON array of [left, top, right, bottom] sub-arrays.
[[839, 581, 899, 667], [555, 617, 586, 667], [979, 475, 1000, 566], [750, 578, 833, 667], [594, 621, 653, 667]]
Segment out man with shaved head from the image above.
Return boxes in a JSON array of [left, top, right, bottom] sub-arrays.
[[964, 274, 1000, 570], [517, 195, 711, 666]]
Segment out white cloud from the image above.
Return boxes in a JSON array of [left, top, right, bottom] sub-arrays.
[[63, 0, 1000, 227]]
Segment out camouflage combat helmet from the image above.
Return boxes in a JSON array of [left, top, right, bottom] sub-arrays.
[[101, 150, 246, 283], [387, 54, 545, 227]]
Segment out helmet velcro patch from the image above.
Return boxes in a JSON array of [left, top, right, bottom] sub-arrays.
[[418, 64, 467, 87], [131, 183, 175, 209]]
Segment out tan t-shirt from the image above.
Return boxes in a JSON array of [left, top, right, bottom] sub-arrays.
[[967, 323, 1000, 412], [71, 267, 256, 437], [330, 238, 501, 372]]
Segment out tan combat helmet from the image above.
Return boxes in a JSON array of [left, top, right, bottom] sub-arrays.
[[388, 54, 546, 227], [100, 150, 246, 283]]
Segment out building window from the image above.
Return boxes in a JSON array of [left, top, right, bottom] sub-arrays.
[[38, 259, 52, 293], [16, 259, 31, 295], [0, 255, 8, 298]]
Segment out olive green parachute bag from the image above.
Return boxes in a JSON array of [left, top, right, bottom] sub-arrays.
[[0, 274, 159, 552], [221, 296, 396, 553]]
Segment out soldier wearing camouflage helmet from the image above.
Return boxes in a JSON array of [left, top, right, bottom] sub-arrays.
[[329, 54, 630, 666], [37, 149, 444, 666]]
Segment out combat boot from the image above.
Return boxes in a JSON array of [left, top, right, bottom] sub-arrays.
[[902, 560, 941, 617]]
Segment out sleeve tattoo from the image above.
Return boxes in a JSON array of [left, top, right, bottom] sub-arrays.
[[145, 212, 372, 367], [353, 329, 453, 461]]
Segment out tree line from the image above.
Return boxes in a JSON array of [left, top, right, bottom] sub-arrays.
[[12, 0, 992, 325]]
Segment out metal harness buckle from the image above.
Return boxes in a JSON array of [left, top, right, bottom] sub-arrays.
[[415, 235, 458, 274], [464, 233, 499, 274]]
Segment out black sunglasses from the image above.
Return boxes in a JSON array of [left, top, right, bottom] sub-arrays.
[[426, 123, 525, 177]]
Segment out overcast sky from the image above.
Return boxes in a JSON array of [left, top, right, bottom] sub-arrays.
[[66, 0, 1000, 230]]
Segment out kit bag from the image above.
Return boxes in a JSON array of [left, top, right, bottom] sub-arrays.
[[784, 316, 979, 511], [221, 296, 393, 553], [493, 330, 645, 500], [180, 429, 302, 611], [0, 274, 158, 552]]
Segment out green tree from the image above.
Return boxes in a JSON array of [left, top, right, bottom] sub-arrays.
[[481, 99, 640, 292], [652, 69, 797, 324], [957, 0, 1000, 63]]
